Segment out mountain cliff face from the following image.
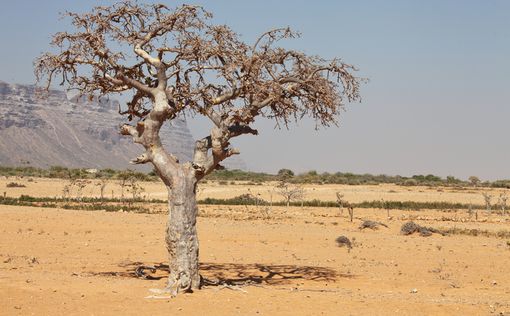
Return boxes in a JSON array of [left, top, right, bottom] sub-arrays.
[[0, 81, 197, 170], [0, 81, 247, 171]]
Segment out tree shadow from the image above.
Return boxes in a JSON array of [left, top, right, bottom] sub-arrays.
[[199, 262, 345, 286], [87, 260, 352, 286]]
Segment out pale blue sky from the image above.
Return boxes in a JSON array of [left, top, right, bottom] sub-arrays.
[[1, 1, 509, 180]]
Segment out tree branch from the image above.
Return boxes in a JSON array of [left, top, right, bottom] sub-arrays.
[[36, 2, 363, 183]]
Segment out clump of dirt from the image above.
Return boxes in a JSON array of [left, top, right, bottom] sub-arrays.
[[359, 220, 388, 230], [400, 221, 445, 237]]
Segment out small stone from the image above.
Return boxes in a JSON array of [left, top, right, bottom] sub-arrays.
[[410, 288, 418, 294]]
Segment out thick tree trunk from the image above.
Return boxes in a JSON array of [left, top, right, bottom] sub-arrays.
[[165, 169, 200, 295]]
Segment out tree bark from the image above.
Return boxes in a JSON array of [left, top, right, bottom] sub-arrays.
[[164, 168, 200, 295]]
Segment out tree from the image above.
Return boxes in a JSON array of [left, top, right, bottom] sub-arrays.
[[35, 2, 362, 296], [96, 177, 109, 202], [277, 168, 294, 181], [128, 176, 145, 200], [498, 192, 508, 215], [336, 192, 345, 215], [336, 193, 354, 222], [446, 176, 460, 185], [468, 176, 480, 187], [482, 192, 493, 214], [275, 180, 305, 207], [116, 171, 133, 202], [74, 179, 90, 201]]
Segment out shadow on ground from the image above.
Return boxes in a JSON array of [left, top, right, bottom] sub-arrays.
[[85, 260, 351, 286]]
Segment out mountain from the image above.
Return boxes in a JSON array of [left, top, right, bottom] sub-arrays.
[[0, 81, 246, 171]]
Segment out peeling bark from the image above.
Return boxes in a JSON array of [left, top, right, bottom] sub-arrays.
[[165, 167, 200, 295]]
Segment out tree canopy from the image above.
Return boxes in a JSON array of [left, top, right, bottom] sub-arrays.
[[35, 2, 363, 179]]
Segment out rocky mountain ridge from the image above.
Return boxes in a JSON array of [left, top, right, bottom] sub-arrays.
[[0, 81, 199, 170]]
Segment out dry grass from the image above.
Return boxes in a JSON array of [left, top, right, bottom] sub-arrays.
[[2, 178, 509, 205]]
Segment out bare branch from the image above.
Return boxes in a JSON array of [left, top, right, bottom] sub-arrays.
[[36, 2, 363, 178], [130, 152, 151, 164]]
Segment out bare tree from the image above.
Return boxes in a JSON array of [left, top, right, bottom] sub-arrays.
[[62, 173, 79, 200], [36, 2, 362, 295], [62, 182, 72, 200], [498, 192, 508, 215], [116, 171, 133, 202], [336, 192, 354, 222], [482, 192, 492, 214], [468, 176, 480, 187], [96, 178, 109, 202], [275, 181, 305, 208], [381, 198, 391, 218], [128, 177, 145, 200], [336, 192, 344, 215], [75, 179, 90, 201], [467, 202, 478, 221], [347, 204, 354, 222], [267, 188, 274, 211]]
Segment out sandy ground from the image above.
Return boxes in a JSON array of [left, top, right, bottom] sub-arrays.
[[1, 181, 510, 315], [1, 177, 507, 204]]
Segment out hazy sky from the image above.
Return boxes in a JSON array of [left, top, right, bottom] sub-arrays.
[[1, 1, 509, 180]]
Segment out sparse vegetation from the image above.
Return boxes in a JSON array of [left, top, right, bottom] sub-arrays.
[[96, 178, 109, 202], [127, 176, 145, 200], [440, 227, 510, 239], [359, 220, 388, 230], [275, 181, 305, 208], [347, 205, 354, 222], [498, 192, 508, 215], [2, 165, 510, 189], [400, 221, 446, 237], [334, 192, 343, 213], [335, 193, 354, 221], [482, 192, 493, 214], [198, 196, 492, 211], [0, 195, 151, 213], [335, 236, 352, 250], [469, 176, 481, 187], [6, 182, 26, 188], [381, 198, 391, 218], [467, 202, 478, 220], [0, 166, 156, 181]]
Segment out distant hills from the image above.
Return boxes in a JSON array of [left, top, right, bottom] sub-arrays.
[[0, 81, 246, 171]]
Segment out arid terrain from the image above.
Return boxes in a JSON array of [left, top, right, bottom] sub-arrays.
[[1, 178, 509, 315]]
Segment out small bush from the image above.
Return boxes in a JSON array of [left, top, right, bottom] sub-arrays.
[[441, 227, 510, 239], [335, 236, 352, 249], [400, 221, 446, 237], [359, 220, 388, 230], [6, 182, 26, 188]]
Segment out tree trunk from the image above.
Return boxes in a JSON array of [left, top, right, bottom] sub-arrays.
[[165, 170, 200, 295]]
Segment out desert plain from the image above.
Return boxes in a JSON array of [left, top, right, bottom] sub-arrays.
[[0, 177, 509, 315]]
